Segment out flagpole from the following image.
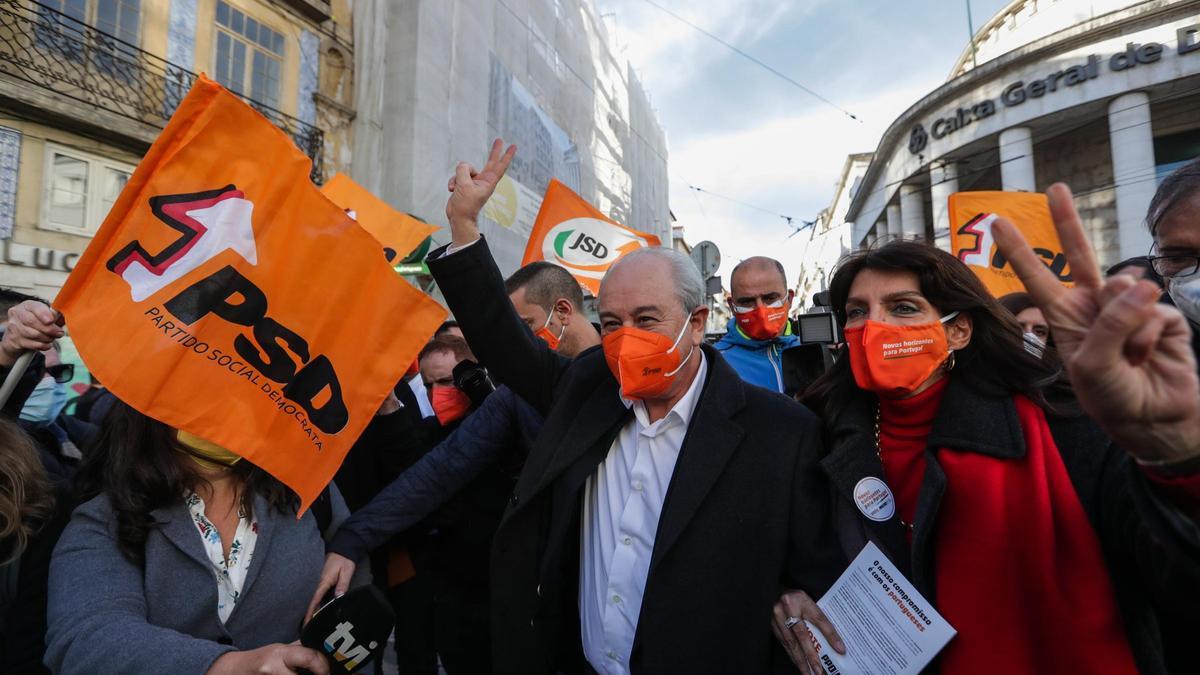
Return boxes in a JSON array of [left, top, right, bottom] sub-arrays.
[[966, 0, 978, 69], [0, 351, 34, 408]]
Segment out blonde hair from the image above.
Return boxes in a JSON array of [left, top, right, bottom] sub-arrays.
[[0, 417, 55, 563]]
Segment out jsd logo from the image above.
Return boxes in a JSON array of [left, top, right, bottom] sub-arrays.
[[543, 217, 646, 270]]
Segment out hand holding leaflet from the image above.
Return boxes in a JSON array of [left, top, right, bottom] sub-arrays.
[[803, 542, 955, 675]]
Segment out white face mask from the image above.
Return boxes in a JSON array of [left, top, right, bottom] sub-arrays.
[[1022, 332, 1045, 359], [1167, 269, 1200, 326]]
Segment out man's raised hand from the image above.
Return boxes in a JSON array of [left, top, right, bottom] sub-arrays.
[[1, 300, 64, 368], [445, 138, 517, 247], [992, 183, 1200, 464]]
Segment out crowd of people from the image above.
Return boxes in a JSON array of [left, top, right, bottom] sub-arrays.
[[0, 143, 1198, 675]]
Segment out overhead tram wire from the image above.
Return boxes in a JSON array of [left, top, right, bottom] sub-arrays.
[[637, 0, 862, 123], [686, 185, 797, 226], [784, 219, 818, 241], [680, 182, 819, 242]]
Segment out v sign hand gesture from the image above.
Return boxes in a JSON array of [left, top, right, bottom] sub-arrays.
[[992, 183, 1200, 465], [445, 138, 517, 247]]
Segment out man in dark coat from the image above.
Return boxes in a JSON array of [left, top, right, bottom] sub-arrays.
[[420, 140, 844, 674], [312, 260, 602, 674]]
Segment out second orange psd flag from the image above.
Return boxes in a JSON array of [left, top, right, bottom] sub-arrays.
[[320, 173, 439, 264], [521, 179, 660, 295], [949, 191, 1074, 297]]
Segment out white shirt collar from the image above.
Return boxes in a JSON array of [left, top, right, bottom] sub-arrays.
[[622, 350, 708, 432]]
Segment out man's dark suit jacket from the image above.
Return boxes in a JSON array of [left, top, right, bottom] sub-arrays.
[[428, 238, 844, 674]]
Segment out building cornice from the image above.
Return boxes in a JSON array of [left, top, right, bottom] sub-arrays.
[[845, 0, 1200, 223]]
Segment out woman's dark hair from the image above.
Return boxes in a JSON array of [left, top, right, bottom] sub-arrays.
[[0, 418, 55, 563], [997, 292, 1036, 317], [803, 240, 1064, 421], [1105, 256, 1161, 284], [73, 401, 295, 565], [1146, 157, 1200, 235]]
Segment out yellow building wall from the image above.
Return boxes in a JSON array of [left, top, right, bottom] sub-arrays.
[[1, 0, 343, 300], [139, 0, 170, 61], [193, 0, 305, 118], [5, 120, 141, 254]]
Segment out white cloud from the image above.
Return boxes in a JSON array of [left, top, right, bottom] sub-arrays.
[[599, 0, 815, 94], [668, 81, 933, 287], [590, 0, 974, 293]]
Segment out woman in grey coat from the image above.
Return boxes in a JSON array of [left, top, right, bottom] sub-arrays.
[[44, 402, 341, 674]]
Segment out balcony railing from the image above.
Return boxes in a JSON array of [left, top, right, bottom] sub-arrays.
[[0, 0, 323, 181]]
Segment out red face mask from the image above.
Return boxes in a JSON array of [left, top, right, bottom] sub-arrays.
[[736, 305, 789, 341], [534, 311, 566, 351], [602, 315, 695, 400], [431, 385, 471, 425], [843, 312, 959, 398]]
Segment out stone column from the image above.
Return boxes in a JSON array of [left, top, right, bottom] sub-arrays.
[[886, 203, 902, 241], [999, 126, 1036, 192], [899, 185, 926, 241], [1108, 92, 1156, 259], [930, 161, 958, 252]]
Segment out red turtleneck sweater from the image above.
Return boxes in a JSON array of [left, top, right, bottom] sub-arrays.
[[875, 377, 1139, 674], [877, 377, 947, 539]]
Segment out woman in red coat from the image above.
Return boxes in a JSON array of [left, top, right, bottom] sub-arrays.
[[774, 184, 1200, 675]]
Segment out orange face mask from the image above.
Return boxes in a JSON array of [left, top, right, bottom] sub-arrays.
[[844, 312, 959, 398], [431, 385, 471, 425], [736, 305, 789, 341], [535, 311, 566, 351], [603, 315, 696, 400]]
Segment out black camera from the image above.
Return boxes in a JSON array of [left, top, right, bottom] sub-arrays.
[[780, 291, 843, 396], [452, 359, 496, 407]]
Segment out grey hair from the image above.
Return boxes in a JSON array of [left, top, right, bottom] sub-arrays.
[[608, 246, 706, 313], [1146, 157, 1200, 236]]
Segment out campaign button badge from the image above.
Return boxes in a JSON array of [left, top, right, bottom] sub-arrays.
[[854, 476, 896, 522]]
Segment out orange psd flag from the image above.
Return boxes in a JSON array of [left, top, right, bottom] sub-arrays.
[[320, 173, 438, 264], [949, 191, 1073, 297], [54, 76, 447, 511], [521, 179, 661, 295]]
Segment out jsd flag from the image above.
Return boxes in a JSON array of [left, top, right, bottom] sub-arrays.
[[521, 179, 661, 295], [320, 173, 438, 264], [54, 76, 447, 511], [948, 191, 1072, 297]]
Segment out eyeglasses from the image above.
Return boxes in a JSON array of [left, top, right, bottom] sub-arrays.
[[1147, 254, 1200, 279], [730, 298, 787, 314], [46, 364, 74, 384]]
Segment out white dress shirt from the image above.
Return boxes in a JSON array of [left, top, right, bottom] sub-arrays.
[[579, 351, 707, 674]]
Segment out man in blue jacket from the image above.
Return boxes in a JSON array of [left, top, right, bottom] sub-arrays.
[[713, 256, 799, 393], [309, 260, 600, 669]]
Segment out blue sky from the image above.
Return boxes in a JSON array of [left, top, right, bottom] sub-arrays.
[[597, 0, 1011, 285]]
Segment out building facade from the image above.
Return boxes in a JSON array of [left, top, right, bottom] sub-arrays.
[[794, 152, 872, 311], [845, 0, 1200, 269], [0, 0, 355, 300], [350, 0, 671, 278]]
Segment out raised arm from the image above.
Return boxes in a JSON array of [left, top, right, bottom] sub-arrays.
[[1, 300, 60, 417], [427, 139, 571, 413], [993, 183, 1200, 584], [992, 183, 1200, 466]]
